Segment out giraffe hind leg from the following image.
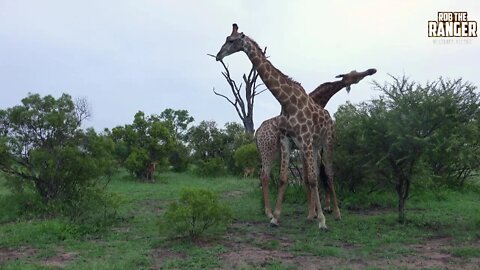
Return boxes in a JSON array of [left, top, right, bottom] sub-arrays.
[[319, 162, 332, 213], [323, 147, 341, 220], [304, 144, 327, 230]]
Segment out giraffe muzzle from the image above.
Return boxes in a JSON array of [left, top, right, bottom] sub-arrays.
[[215, 52, 223, 61]]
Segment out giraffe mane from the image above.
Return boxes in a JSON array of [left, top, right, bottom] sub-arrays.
[[310, 82, 333, 96], [247, 36, 303, 89]]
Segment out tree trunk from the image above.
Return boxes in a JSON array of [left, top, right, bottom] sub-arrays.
[[243, 118, 255, 134], [398, 193, 406, 224], [396, 176, 410, 224], [211, 48, 267, 134]]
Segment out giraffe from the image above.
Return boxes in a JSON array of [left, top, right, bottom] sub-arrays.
[[146, 162, 157, 182], [243, 167, 255, 178], [216, 24, 332, 229], [256, 69, 377, 221]]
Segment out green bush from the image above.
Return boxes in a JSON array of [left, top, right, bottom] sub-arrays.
[[124, 147, 150, 179], [341, 191, 397, 210], [193, 157, 226, 177], [62, 187, 120, 234], [161, 188, 232, 240], [0, 94, 118, 229], [170, 143, 190, 172], [234, 143, 260, 175], [333, 77, 480, 223], [0, 188, 119, 235], [110, 111, 175, 180]]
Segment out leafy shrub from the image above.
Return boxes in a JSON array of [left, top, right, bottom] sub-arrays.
[[193, 157, 226, 177], [341, 191, 397, 210], [0, 191, 46, 223], [186, 121, 254, 174], [234, 143, 260, 175], [333, 77, 480, 223], [124, 147, 150, 179], [110, 111, 175, 180], [161, 188, 232, 240], [169, 143, 190, 172], [62, 187, 120, 234], [0, 94, 117, 228], [0, 187, 119, 235]]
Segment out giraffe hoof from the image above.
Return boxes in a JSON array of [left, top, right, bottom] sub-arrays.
[[319, 224, 328, 231], [269, 218, 279, 227]]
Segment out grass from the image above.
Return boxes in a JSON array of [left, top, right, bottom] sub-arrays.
[[1, 171, 480, 269], [448, 246, 480, 258]]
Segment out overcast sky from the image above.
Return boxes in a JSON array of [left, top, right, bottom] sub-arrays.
[[1, 0, 479, 131]]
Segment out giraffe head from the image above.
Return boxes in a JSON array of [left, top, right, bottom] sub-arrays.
[[335, 68, 377, 92], [216, 23, 247, 61]]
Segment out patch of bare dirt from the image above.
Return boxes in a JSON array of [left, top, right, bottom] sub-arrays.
[[219, 243, 373, 270], [0, 246, 37, 263], [225, 221, 294, 249], [220, 243, 295, 269], [217, 222, 480, 270], [0, 247, 76, 268], [384, 236, 479, 270], [222, 190, 246, 198], [150, 247, 187, 269], [39, 250, 77, 268], [141, 199, 166, 214], [218, 241, 480, 270], [407, 236, 453, 268]]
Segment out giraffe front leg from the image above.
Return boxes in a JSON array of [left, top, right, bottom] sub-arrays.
[[260, 168, 273, 219], [270, 136, 290, 227], [303, 158, 316, 220]]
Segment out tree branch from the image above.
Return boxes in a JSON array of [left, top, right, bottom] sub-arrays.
[[212, 88, 245, 121], [208, 47, 267, 133], [212, 87, 237, 107]]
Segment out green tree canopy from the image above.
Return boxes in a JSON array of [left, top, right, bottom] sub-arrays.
[[0, 93, 114, 205], [159, 108, 194, 142], [186, 120, 225, 161], [334, 76, 479, 223], [186, 121, 253, 173], [110, 111, 175, 180]]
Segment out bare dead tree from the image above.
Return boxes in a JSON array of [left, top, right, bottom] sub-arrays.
[[74, 97, 91, 126], [208, 47, 267, 134]]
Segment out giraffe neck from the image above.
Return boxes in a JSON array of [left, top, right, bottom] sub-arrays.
[[309, 81, 346, 108], [243, 37, 306, 110]]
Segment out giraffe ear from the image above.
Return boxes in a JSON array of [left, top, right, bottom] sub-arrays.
[[240, 33, 245, 38]]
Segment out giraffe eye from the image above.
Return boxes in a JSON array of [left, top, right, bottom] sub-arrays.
[[227, 39, 234, 43]]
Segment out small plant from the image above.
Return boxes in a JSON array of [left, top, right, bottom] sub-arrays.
[[193, 157, 226, 177], [161, 188, 233, 240]]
